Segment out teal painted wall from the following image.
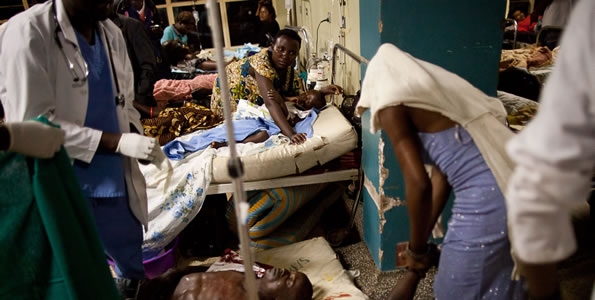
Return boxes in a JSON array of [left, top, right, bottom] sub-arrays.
[[360, 0, 506, 271], [380, 0, 504, 96]]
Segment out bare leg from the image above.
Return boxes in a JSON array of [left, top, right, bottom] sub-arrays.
[[387, 271, 422, 300], [242, 131, 269, 144]]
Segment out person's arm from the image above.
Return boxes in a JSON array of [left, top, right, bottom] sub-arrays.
[[126, 17, 157, 107], [0, 19, 104, 162], [253, 69, 306, 144], [426, 166, 451, 238], [160, 26, 173, 45], [0, 122, 64, 158], [506, 1, 595, 298], [377, 106, 432, 259], [319, 84, 344, 96]]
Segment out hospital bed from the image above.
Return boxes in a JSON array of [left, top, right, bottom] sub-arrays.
[[142, 103, 361, 252], [207, 104, 360, 194]]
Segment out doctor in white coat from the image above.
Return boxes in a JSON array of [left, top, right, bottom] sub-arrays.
[[0, 0, 163, 296]]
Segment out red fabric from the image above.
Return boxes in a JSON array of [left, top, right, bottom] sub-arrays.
[[138, 8, 146, 23], [517, 17, 537, 32]]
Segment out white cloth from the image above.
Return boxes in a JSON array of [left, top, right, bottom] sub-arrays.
[[139, 148, 213, 251], [0, 0, 149, 226], [542, 0, 577, 28], [356, 43, 515, 193], [506, 0, 595, 264]]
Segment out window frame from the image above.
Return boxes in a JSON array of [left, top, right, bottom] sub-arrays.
[[156, 0, 249, 48], [0, 0, 29, 25]]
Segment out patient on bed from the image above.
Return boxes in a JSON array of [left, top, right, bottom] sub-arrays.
[[210, 89, 326, 148]]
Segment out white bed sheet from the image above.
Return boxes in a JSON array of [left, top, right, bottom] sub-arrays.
[[211, 105, 358, 183]]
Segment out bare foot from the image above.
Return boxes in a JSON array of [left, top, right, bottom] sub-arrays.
[[210, 141, 228, 149]]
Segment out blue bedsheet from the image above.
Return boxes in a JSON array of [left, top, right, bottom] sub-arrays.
[[163, 109, 318, 160]]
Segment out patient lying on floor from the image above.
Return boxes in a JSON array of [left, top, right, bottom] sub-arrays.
[[138, 266, 313, 300], [211, 89, 327, 148]]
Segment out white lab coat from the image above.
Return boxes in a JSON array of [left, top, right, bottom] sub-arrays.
[[0, 0, 149, 227], [506, 0, 595, 264], [542, 0, 577, 28]]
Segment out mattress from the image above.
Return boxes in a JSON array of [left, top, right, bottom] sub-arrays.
[[210, 105, 358, 183]]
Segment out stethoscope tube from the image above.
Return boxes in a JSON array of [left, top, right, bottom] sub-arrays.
[[52, 0, 123, 106]]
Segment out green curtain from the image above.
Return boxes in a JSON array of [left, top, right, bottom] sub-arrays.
[[0, 118, 119, 300]]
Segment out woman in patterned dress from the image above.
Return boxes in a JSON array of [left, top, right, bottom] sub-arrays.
[[210, 29, 309, 143]]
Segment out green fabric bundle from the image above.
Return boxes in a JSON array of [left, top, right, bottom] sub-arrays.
[[0, 118, 119, 299]]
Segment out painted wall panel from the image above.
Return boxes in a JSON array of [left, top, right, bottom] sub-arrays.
[[360, 0, 505, 271]]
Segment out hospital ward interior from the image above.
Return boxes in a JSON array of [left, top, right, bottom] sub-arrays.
[[1, 0, 595, 299]]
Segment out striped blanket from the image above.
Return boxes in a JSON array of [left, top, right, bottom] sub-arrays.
[[227, 184, 335, 249]]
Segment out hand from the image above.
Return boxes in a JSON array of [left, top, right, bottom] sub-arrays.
[[289, 133, 307, 145], [397, 243, 438, 277], [116, 133, 160, 161], [5, 121, 65, 158], [266, 89, 279, 102], [320, 84, 343, 95]]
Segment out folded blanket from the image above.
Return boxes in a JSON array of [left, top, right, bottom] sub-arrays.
[[163, 108, 318, 160], [153, 73, 217, 101], [142, 102, 222, 145]]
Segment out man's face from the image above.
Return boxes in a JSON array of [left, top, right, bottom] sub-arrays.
[[64, 0, 111, 21], [259, 268, 311, 300], [131, 0, 144, 10], [271, 35, 299, 70], [259, 7, 271, 22], [176, 18, 196, 35]]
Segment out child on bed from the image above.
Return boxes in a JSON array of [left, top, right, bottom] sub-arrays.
[[210, 88, 328, 148]]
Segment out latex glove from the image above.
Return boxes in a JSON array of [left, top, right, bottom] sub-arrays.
[[5, 121, 65, 158], [151, 144, 169, 170], [116, 133, 159, 161]]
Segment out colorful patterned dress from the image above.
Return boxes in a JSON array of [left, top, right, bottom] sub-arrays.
[[210, 49, 302, 117]]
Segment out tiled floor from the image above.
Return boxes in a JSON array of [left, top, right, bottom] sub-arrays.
[[333, 198, 594, 300]]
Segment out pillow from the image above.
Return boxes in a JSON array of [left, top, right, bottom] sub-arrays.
[[255, 237, 369, 300]]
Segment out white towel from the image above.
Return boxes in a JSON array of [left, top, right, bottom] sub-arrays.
[[356, 43, 515, 194]]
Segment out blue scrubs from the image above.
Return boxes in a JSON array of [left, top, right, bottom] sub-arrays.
[[73, 30, 144, 280]]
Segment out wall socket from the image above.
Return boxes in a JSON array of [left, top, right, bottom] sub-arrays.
[[327, 11, 331, 23], [340, 16, 346, 28]]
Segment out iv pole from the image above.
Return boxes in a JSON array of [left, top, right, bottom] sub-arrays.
[[205, 1, 259, 300]]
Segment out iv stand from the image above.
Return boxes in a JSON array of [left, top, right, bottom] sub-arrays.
[[205, 1, 259, 299]]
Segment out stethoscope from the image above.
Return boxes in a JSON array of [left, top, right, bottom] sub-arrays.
[[52, 0, 125, 106]]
